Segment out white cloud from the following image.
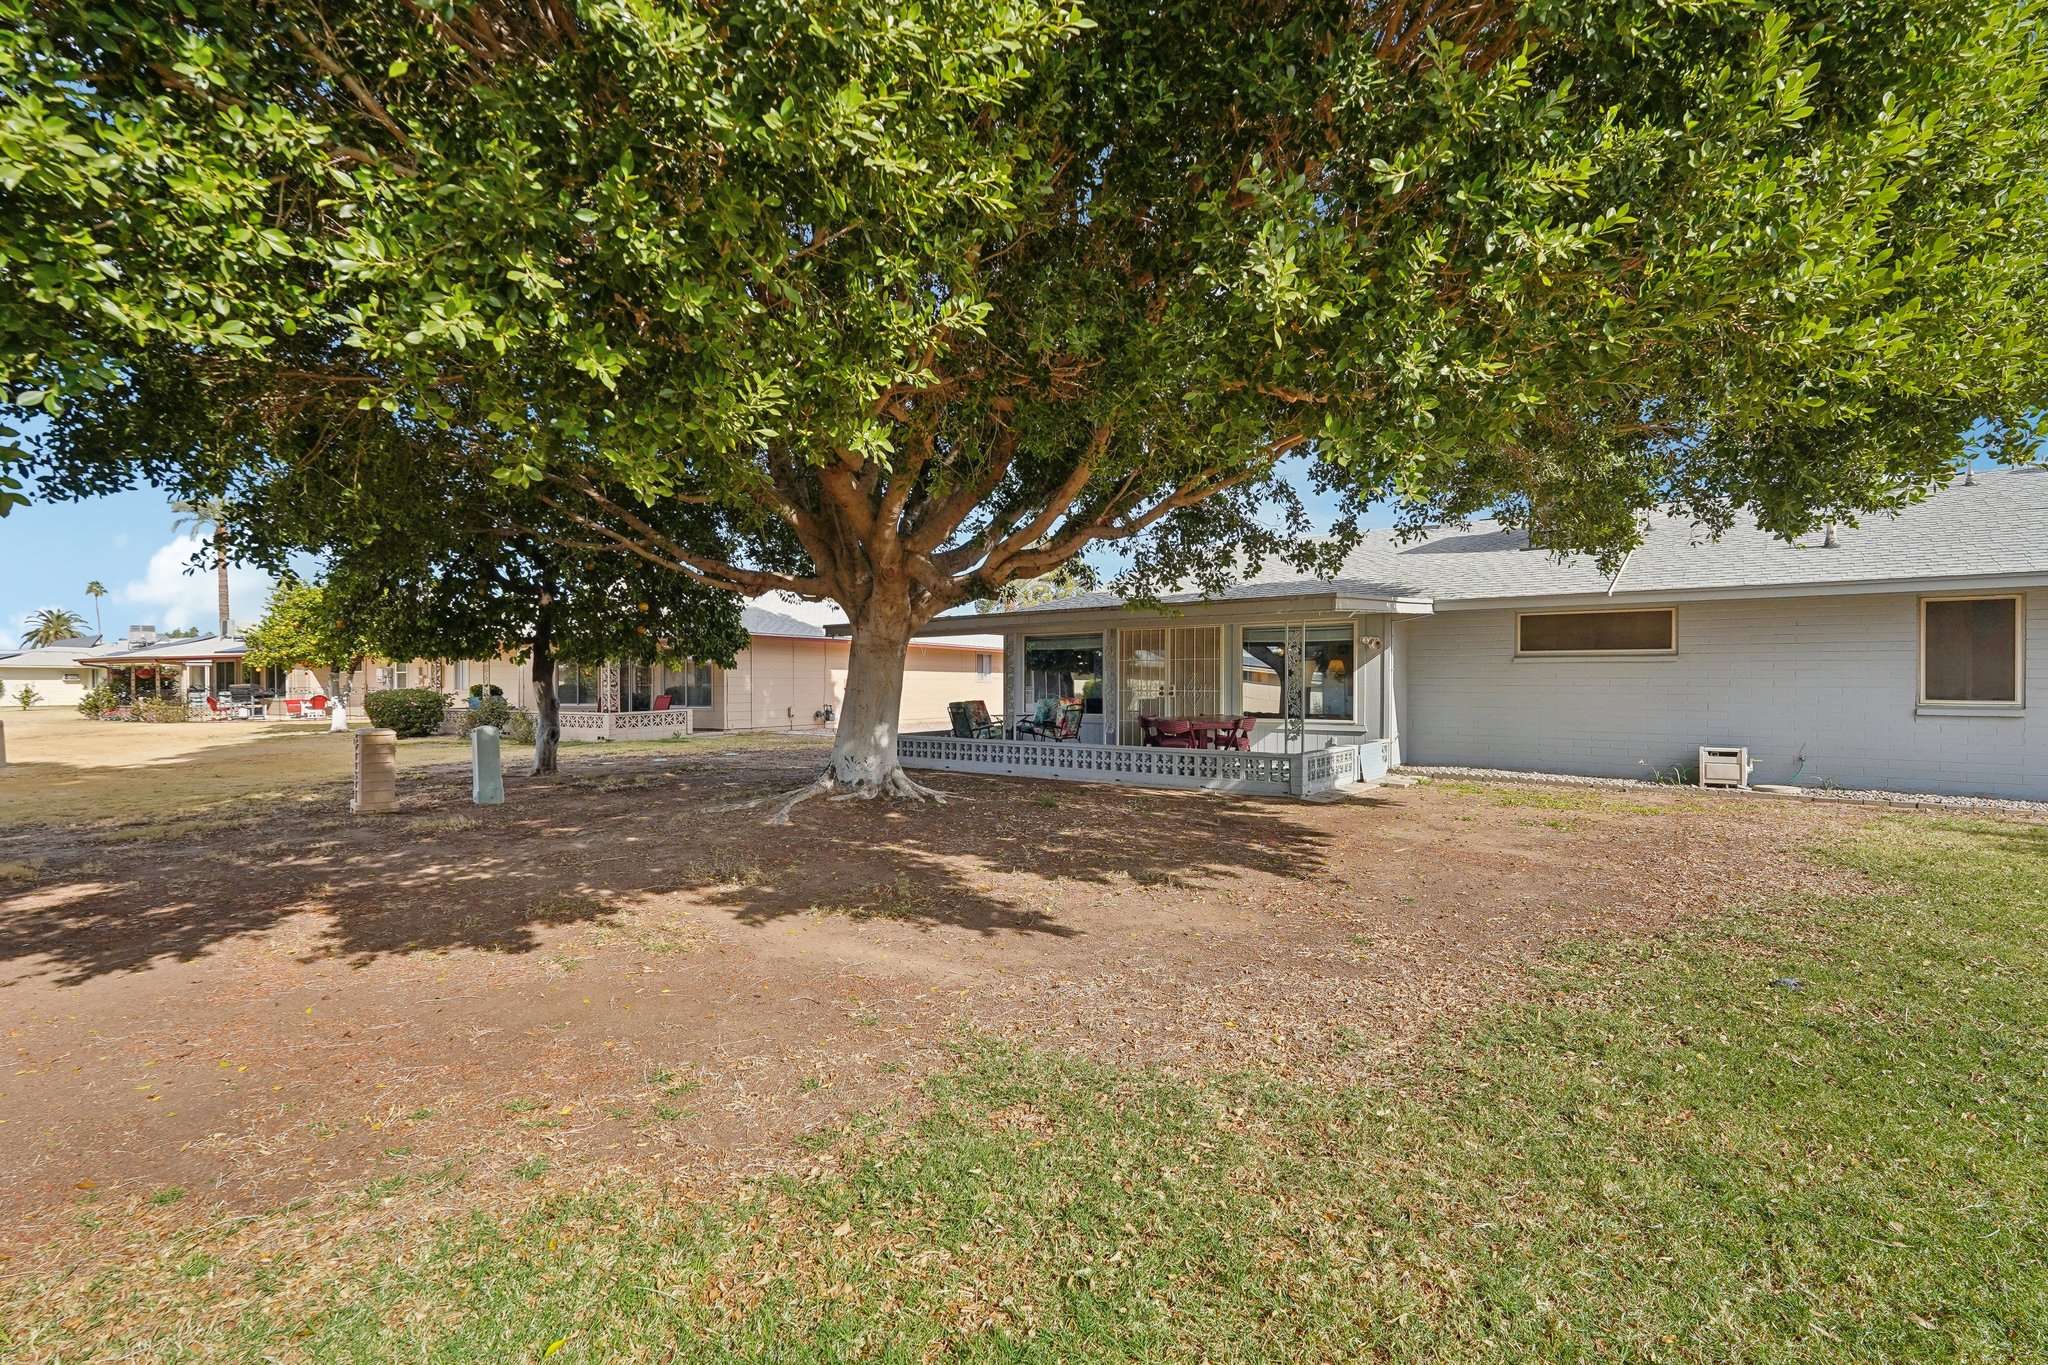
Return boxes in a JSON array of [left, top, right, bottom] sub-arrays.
[[118, 535, 275, 635], [753, 591, 848, 629]]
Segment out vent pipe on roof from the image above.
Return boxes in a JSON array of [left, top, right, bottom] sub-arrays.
[[1965, 466, 1976, 486], [1822, 523, 1838, 549]]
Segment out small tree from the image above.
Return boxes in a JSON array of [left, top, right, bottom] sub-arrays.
[[243, 580, 372, 710], [16, 685, 39, 710]]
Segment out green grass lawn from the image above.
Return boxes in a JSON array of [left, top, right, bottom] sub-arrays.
[[15, 816, 2045, 1362]]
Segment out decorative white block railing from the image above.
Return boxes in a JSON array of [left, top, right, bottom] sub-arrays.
[[897, 734, 1392, 798], [557, 708, 694, 743]]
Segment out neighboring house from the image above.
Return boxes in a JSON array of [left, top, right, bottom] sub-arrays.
[[90, 631, 269, 701], [0, 635, 109, 707], [352, 605, 1003, 740], [896, 467, 2048, 801]]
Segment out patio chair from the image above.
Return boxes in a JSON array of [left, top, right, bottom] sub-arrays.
[[1219, 716, 1255, 751], [284, 698, 305, 719], [653, 694, 672, 711], [1016, 698, 1083, 742], [203, 695, 224, 721], [308, 694, 330, 718], [947, 700, 1001, 739], [1151, 718, 1201, 749]]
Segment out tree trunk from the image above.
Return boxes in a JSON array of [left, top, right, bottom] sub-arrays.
[[531, 621, 560, 777], [215, 524, 231, 637], [827, 607, 915, 790]]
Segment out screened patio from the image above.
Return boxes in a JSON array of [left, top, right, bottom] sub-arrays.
[[878, 589, 1432, 798]]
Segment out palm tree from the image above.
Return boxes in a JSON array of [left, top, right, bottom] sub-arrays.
[[170, 498, 232, 637], [22, 607, 87, 648], [84, 579, 108, 637]]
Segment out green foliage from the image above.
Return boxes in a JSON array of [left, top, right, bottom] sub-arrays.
[[9, 0, 2046, 595], [500, 708, 537, 747], [15, 684, 39, 709], [460, 695, 514, 736], [362, 687, 448, 738], [74, 683, 115, 719], [242, 580, 369, 678], [20, 607, 84, 647], [467, 683, 504, 700]]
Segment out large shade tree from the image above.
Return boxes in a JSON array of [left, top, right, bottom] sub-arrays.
[[6, 0, 2045, 807]]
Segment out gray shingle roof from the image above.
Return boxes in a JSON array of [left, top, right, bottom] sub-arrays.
[[1304, 466, 2048, 603], [95, 634, 249, 662], [955, 467, 2048, 619], [741, 605, 828, 639]]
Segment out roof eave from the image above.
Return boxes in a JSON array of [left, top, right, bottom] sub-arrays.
[[891, 591, 1434, 638], [1435, 568, 2048, 612]]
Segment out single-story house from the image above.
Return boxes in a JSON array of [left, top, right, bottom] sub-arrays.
[[89, 631, 271, 703], [351, 605, 1004, 741], [0, 635, 112, 708], [890, 467, 2048, 802]]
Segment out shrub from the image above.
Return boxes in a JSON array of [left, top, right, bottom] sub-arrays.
[[363, 687, 450, 738], [501, 708, 536, 746], [76, 684, 118, 719], [460, 695, 514, 735], [131, 698, 189, 723], [466, 682, 505, 700], [16, 686, 40, 710]]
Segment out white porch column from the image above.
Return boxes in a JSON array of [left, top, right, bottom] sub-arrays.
[[598, 661, 621, 739]]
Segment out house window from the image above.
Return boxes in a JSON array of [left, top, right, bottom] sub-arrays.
[[1023, 634, 1104, 714], [976, 652, 993, 679], [556, 662, 597, 705], [1241, 625, 1355, 721], [63, 672, 81, 684], [670, 662, 712, 709], [1921, 596, 2021, 704], [376, 663, 411, 690], [1517, 608, 1676, 656]]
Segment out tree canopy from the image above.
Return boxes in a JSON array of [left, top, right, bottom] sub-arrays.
[[242, 579, 370, 682], [6, 0, 2045, 794]]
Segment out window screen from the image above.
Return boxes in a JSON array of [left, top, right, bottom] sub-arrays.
[[1518, 609, 1674, 654], [1923, 598, 2019, 703]]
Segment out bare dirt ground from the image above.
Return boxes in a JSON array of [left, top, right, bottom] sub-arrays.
[[0, 725, 1880, 1271]]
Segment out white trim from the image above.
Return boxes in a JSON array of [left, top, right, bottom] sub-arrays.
[[1514, 606, 1677, 658], [1917, 593, 2024, 708]]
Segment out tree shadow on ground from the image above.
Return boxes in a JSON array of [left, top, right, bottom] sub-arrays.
[[0, 743, 1349, 988]]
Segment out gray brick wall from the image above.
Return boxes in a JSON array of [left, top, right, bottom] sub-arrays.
[[1400, 590, 2045, 798]]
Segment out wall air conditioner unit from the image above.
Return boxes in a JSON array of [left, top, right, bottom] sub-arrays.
[[1698, 746, 1752, 790]]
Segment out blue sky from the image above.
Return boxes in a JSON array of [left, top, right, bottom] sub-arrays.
[[0, 487, 280, 644]]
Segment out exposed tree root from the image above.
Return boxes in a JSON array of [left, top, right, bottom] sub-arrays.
[[711, 767, 954, 825]]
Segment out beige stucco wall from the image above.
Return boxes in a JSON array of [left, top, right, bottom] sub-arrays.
[[0, 665, 91, 708], [331, 638, 1002, 733]]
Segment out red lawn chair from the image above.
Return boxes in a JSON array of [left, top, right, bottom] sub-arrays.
[[284, 698, 304, 718], [1151, 718, 1201, 749], [653, 694, 673, 711]]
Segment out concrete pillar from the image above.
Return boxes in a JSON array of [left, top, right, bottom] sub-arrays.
[[471, 725, 504, 806], [351, 728, 398, 814], [0, 719, 7, 768]]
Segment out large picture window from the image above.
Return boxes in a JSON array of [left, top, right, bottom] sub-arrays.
[[1517, 608, 1675, 656], [1921, 596, 2021, 704], [556, 662, 597, 705], [1023, 634, 1104, 714], [671, 662, 713, 710], [1241, 625, 1355, 721]]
